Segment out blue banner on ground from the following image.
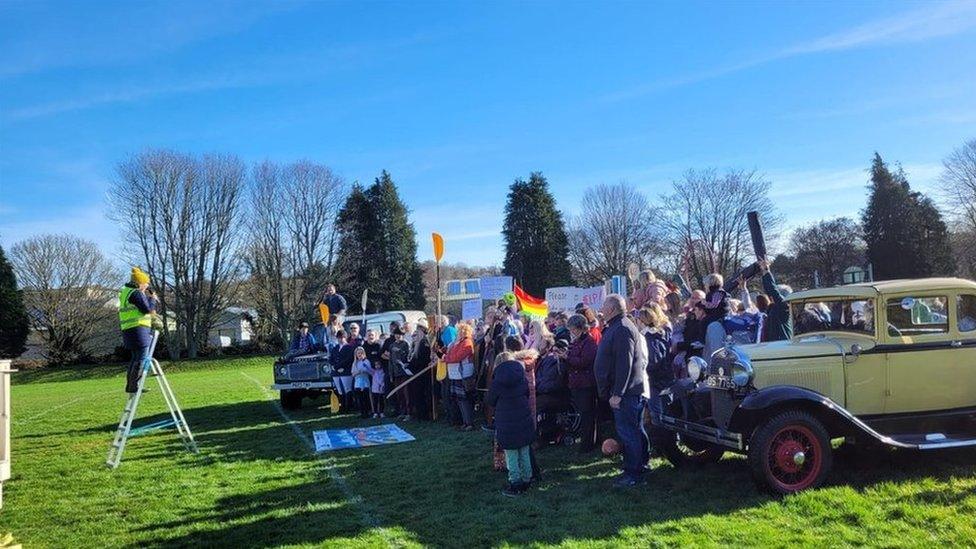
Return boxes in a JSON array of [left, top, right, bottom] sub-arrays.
[[312, 424, 415, 452]]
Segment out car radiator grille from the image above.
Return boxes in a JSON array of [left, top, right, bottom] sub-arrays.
[[285, 363, 321, 381]]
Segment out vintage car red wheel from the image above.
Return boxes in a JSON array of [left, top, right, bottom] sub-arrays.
[[748, 410, 833, 495], [767, 424, 821, 491]]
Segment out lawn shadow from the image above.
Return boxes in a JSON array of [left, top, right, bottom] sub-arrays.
[[129, 465, 384, 548], [60, 396, 976, 547]]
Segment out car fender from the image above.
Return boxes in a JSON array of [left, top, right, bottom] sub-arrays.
[[728, 385, 914, 448]]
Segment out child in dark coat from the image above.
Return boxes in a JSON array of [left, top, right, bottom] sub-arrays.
[[487, 358, 535, 497]]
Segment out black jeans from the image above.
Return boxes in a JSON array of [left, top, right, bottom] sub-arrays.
[[410, 375, 431, 420], [356, 389, 371, 417], [125, 345, 151, 393], [571, 386, 597, 450]]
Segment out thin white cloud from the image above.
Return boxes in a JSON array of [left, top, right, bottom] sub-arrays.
[[782, 1, 976, 56], [603, 1, 976, 102], [4, 31, 440, 122], [0, 2, 301, 78], [5, 74, 266, 121]]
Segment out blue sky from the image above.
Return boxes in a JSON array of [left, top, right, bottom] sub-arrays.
[[1, 0, 975, 267]]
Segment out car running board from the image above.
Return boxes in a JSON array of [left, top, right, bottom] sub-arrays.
[[889, 433, 976, 450]]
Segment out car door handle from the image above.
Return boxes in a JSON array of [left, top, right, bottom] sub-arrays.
[[950, 341, 963, 348]]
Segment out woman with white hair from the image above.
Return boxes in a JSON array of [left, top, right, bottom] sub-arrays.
[[525, 319, 554, 355]]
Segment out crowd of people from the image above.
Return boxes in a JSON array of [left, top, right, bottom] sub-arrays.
[[284, 265, 795, 496]]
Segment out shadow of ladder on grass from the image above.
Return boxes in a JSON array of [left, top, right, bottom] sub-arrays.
[[240, 372, 404, 546]]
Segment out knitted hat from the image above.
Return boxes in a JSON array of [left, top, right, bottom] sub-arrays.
[[131, 267, 150, 285]]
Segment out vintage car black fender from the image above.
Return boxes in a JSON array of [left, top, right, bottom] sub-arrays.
[[727, 385, 915, 449]]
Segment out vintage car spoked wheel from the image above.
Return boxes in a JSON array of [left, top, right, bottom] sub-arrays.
[[659, 432, 725, 467], [748, 410, 832, 495]]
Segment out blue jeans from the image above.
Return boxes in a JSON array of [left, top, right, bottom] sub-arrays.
[[504, 445, 533, 484], [612, 394, 649, 480]]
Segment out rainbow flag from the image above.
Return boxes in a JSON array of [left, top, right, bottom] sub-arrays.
[[514, 283, 548, 318]]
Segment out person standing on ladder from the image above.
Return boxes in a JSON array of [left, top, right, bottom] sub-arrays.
[[120, 267, 158, 394]]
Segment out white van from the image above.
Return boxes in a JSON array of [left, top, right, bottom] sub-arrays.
[[343, 310, 428, 335]]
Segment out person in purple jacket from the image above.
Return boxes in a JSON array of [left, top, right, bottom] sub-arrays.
[[118, 267, 158, 394], [560, 313, 599, 452]]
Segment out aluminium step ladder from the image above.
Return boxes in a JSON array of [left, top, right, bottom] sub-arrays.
[[106, 331, 198, 469]]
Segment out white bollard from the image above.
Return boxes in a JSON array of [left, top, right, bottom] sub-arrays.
[[0, 359, 13, 509]]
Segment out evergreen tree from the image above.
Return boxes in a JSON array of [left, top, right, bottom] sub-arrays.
[[365, 171, 426, 310], [334, 172, 426, 313], [502, 172, 573, 295], [911, 192, 956, 276], [0, 245, 29, 358], [862, 153, 955, 279], [335, 184, 377, 314]]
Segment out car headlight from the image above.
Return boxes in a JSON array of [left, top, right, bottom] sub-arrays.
[[687, 356, 707, 382], [730, 354, 754, 388]]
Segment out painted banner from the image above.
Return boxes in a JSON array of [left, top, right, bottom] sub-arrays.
[[479, 276, 513, 300], [545, 285, 606, 312], [461, 298, 482, 320], [313, 424, 415, 452]]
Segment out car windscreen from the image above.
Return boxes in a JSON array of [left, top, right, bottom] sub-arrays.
[[790, 298, 874, 337]]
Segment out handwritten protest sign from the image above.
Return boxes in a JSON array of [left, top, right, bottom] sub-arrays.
[[479, 276, 513, 300], [545, 285, 606, 312]]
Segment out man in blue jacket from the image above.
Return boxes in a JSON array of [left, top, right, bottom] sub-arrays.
[[322, 284, 348, 324], [594, 294, 650, 487]]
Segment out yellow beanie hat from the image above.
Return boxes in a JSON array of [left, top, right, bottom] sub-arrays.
[[131, 267, 150, 285]]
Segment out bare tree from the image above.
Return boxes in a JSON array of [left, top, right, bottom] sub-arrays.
[[243, 160, 345, 346], [940, 138, 976, 278], [108, 149, 245, 359], [661, 168, 782, 287], [10, 234, 118, 364], [567, 182, 666, 285], [788, 217, 865, 288]]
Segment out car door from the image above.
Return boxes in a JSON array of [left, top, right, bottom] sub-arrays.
[[953, 292, 976, 409], [883, 292, 967, 413]]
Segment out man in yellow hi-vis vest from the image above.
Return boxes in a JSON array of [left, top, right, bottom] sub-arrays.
[[120, 267, 158, 393]]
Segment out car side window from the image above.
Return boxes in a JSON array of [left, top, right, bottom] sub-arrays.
[[886, 296, 949, 337], [958, 295, 976, 333]]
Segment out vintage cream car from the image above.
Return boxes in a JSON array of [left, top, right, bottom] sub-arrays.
[[657, 278, 976, 494]]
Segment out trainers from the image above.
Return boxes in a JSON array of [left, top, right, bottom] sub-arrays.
[[501, 484, 522, 497]]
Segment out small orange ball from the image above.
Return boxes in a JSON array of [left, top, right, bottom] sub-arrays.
[[601, 438, 621, 456]]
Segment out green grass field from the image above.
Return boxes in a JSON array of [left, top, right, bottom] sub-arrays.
[[3, 356, 976, 548]]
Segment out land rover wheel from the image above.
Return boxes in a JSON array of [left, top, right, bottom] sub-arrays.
[[280, 389, 303, 410], [748, 410, 832, 495], [659, 431, 725, 467]]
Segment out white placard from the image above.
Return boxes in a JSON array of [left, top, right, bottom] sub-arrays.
[[479, 276, 513, 300], [545, 285, 606, 312], [461, 298, 483, 320]]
